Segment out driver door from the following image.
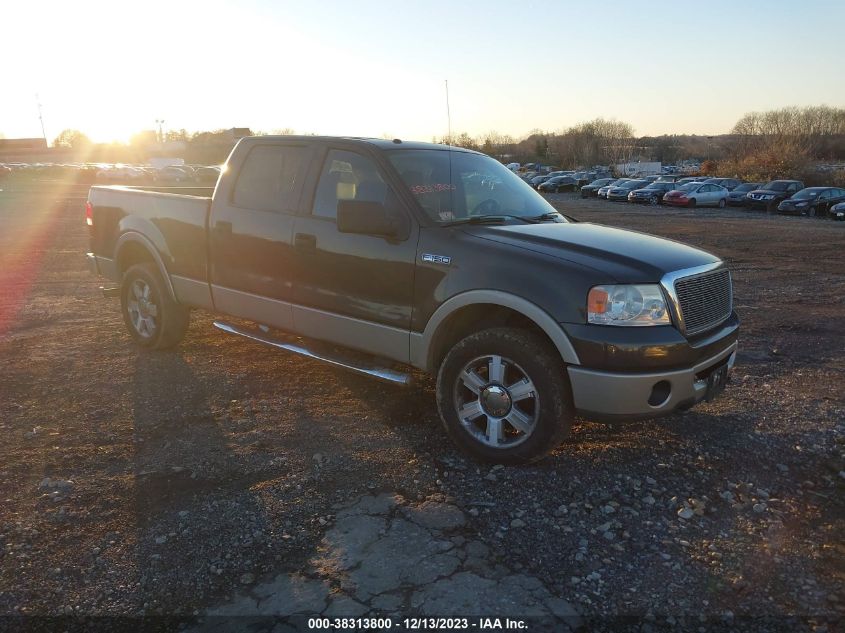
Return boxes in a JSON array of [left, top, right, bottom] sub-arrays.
[[290, 146, 418, 363]]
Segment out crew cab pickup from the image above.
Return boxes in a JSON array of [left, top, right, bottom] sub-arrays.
[[86, 136, 739, 463]]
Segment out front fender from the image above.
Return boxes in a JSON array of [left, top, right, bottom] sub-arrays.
[[411, 290, 581, 371]]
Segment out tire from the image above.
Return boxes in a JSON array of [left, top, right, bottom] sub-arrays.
[[808, 206, 816, 218], [649, 196, 659, 206], [435, 327, 574, 464], [687, 198, 696, 208], [766, 200, 778, 214], [120, 262, 189, 349], [718, 198, 726, 208]]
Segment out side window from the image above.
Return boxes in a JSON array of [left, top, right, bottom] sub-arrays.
[[701, 184, 714, 192], [787, 184, 798, 193], [817, 190, 830, 200], [312, 150, 388, 219], [232, 145, 308, 212]]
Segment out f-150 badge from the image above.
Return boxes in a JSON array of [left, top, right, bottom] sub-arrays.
[[422, 253, 451, 266]]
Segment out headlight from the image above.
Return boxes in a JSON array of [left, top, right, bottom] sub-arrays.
[[761, 194, 774, 200], [588, 284, 671, 326]]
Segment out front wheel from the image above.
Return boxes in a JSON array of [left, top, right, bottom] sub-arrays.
[[718, 198, 726, 208], [436, 327, 574, 464], [687, 198, 697, 208], [120, 263, 190, 349], [649, 195, 659, 206]]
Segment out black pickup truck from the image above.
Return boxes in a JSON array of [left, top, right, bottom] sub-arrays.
[[86, 136, 739, 463]]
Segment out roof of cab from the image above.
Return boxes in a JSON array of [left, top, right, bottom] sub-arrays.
[[240, 135, 481, 154]]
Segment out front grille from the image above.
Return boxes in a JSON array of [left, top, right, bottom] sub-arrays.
[[674, 268, 732, 335]]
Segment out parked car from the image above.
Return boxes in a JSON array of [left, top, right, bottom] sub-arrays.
[[537, 176, 578, 193], [746, 180, 804, 212], [830, 201, 845, 220], [580, 178, 616, 198], [154, 166, 193, 183], [530, 175, 553, 189], [726, 183, 761, 206], [704, 178, 742, 191], [675, 176, 706, 186], [85, 135, 739, 463], [607, 179, 649, 201], [655, 175, 681, 183], [597, 179, 630, 199], [776, 187, 845, 217], [194, 166, 222, 182], [664, 182, 729, 208], [628, 182, 677, 205]]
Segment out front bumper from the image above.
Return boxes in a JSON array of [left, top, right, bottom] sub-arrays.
[[563, 313, 739, 420], [747, 198, 774, 209], [568, 342, 737, 420]]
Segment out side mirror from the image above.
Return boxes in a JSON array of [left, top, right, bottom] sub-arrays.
[[337, 200, 402, 238]]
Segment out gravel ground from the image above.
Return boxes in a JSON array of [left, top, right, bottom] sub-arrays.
[[0, 186, 842, 631]]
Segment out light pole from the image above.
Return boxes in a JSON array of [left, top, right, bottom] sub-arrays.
[[155, 119, 165, 144]]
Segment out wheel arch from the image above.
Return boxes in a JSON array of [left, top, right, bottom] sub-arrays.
[[412, 291, 580, 373], [114, 232, 177, 301]]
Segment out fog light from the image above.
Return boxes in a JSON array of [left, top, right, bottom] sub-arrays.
[[648, 380, 671, 407]]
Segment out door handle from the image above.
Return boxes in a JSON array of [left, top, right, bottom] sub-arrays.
[[295, 233, 317, 249]]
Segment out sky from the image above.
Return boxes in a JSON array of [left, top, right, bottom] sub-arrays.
[[3, 0, 844, 144]]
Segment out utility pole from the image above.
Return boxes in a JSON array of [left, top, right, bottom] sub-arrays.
[[36, 94, 47, 146], [156, 119, 165, 144]]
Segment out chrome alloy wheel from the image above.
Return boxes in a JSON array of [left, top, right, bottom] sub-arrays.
[[453, 354, 539, 448], [126, 279, 158, 338]]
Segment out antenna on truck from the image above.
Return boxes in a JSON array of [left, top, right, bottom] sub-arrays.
[[445, 79, 455, 219], [445, 79, 452, 146]]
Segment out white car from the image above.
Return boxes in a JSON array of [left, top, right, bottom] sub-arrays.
[[664, 182, 729, 208]]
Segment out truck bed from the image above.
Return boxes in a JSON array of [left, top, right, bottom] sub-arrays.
[[88, 185, 212, 284]]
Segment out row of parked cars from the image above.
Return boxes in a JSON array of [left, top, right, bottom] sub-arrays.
[[0, 162, 222, 184], [573, 175, 845, 219], [519, 169, 613, 193]]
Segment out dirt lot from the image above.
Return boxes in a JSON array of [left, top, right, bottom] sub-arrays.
[[0, 185, 843, 631]]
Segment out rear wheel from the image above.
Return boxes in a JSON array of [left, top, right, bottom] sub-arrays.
[[436, 327, 573, 464], [120, 263, 189, 349], [687, 198, 697, 208], [718, 198, 726, 208]]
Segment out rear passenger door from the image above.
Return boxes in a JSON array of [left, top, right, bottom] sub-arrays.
[[208, 141, 313, 331], [290, 146, 418, 363]]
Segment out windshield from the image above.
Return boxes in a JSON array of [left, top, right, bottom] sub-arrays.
[[791, 189, 819, 199], [734, 183, 757, 192], [622, 180, 648, 189], [763, 181, 790, 191], [678, 183, 700, 192], [387, 150, 561, 223]]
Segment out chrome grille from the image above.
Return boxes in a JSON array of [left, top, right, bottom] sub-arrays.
[[674, 268, 732, 335]]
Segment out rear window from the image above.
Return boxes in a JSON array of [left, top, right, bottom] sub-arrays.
[[233, 145, 308, 212]]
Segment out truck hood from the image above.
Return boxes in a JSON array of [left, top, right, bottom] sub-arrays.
[[462, 221, 719, 283]]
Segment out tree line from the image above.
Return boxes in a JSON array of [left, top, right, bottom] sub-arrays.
[[44, 105, 845, 178]]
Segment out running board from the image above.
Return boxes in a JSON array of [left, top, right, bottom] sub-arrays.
[[212, 320, 412, 386]]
